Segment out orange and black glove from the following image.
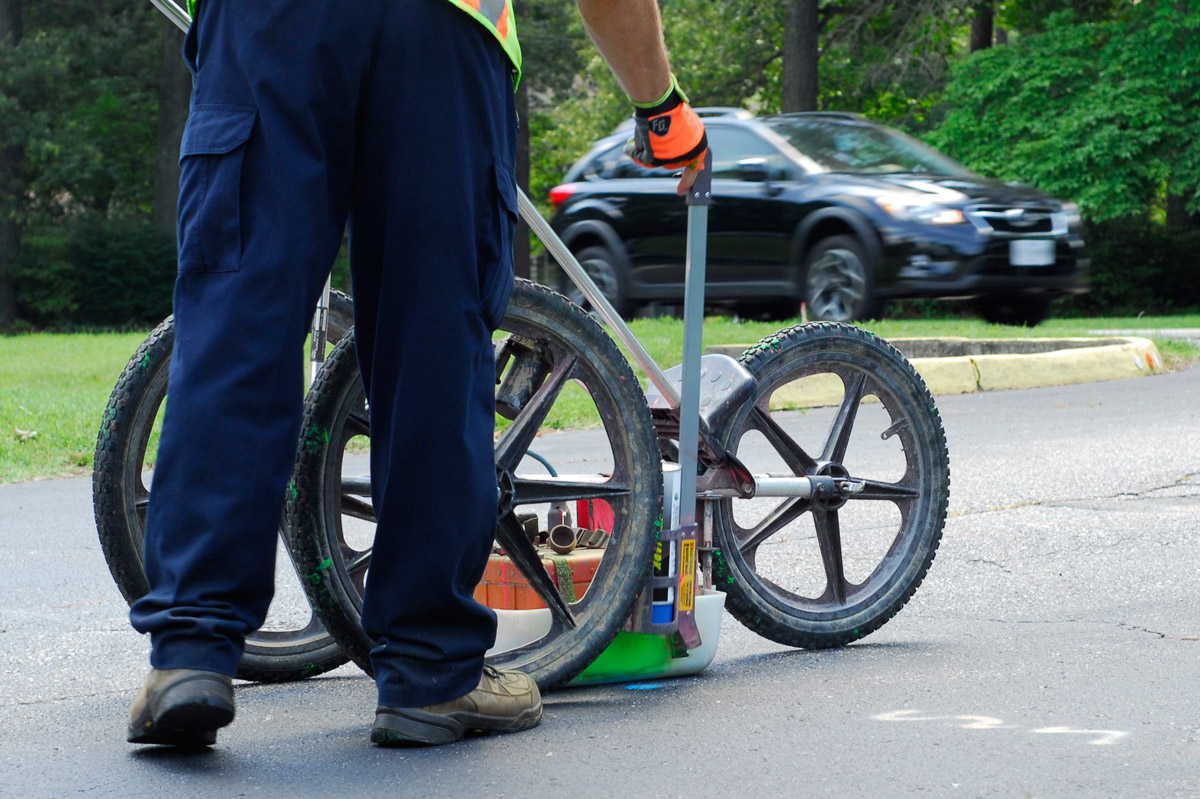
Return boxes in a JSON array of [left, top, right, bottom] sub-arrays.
[[624, 81, 708, 172]]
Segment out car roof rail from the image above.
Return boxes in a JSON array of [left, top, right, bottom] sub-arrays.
[[610, 106, 754, 135], [693, 107, 755, 119], [771, 111, 869, 122]]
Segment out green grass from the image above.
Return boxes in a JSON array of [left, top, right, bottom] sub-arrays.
[[3, 313, 1198, 485], [1, 330, 154, 484]]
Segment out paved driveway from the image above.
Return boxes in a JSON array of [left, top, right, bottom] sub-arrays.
[[2, 367, 1198, 797]]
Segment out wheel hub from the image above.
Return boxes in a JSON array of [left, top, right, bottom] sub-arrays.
[[810, 462, 853, 511], [496, 468, 516, 519]]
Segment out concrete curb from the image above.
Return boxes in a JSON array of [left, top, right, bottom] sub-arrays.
[[707, 335, 1164, 407]]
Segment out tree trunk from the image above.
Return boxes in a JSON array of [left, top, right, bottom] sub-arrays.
[[152, 16, 191, 233], [1166, 191, 1200, 232], [970, 1, 994, 52], [0, 0, 23, 331], [782, 0, 819, 112], [513, 77, 531, 280]]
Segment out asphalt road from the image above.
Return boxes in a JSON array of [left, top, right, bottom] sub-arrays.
[[2, 366, 1198, 798]]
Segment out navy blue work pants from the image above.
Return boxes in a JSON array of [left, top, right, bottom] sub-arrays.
[[130, 0, 518, 708]]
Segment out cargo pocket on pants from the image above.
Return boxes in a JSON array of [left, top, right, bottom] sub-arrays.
[[480, 157, 518, 330], [177, 105, 257, 273]]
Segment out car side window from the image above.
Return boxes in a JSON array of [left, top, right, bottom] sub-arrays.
[[580, 143, 623, 180], [707, 127, 795, 181], [585, 141, 680, 181], [610, 148, 674, 179]]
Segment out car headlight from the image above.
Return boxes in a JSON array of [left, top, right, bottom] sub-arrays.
[[874, 196, 965, 225]]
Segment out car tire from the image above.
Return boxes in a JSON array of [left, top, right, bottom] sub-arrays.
[[978, 294, 1052, 327], [560, 245, 634, 319], [801, 235, 881, 323]]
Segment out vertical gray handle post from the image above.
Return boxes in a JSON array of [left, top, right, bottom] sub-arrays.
[[671, 151, 712, 650], [676, 151, 713, 531]]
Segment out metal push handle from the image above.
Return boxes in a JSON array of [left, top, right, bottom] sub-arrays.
[[149, 0, 191, 32], [676, 151, 713, 530]]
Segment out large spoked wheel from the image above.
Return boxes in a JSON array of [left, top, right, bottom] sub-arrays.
[[92, 291, 355, 683], [711, 323, 949, 648], [287, 279, 661, 690]]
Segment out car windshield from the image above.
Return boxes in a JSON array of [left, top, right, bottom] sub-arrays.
[[764, 117, 971, 176]]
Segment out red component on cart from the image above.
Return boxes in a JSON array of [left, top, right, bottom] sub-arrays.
[[575, 499, 614, 533]]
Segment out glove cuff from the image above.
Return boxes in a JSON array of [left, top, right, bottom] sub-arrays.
[[633, 74, 690, 117]]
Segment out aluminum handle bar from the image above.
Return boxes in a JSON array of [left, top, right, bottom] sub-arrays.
[[149, 0, 191, 32]]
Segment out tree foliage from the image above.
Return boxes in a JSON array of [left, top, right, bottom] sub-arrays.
[[931, 0, 1200, 224], [0, 1, 159, 221], [1, 0, 1196, 326], [0, 0, 169, 328]]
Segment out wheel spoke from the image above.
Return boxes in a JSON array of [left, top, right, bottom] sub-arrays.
[[339, 494, 376, 522], [494, 352, 577, 472], [494, 511, 577, 630], [511, 475, 633, 506], [749, 406, 819, 474], [344, 548, 371, 578], [852, 478, 920, 502], [822, 372, 867, 463], [345, 409, 369, 438], [813, 509, 848, 605], [736, 497, 812, 558]]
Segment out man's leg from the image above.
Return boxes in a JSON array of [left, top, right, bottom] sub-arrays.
[[346, 0, 538, 742], [127, 0, 372, 744]]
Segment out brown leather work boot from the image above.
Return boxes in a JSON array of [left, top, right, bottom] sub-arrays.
[[127, 668, 235, 747], [371, 666, 542, 746]]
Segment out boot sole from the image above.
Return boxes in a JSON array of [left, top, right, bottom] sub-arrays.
[[371, 704, 543, 747], [128, 678, 236, 747]]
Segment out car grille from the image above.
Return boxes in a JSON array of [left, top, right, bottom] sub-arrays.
[[966, 205, 1066, 237]]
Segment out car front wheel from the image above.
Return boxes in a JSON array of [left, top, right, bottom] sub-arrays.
[[802, 235, 881, 323], [560, 245, 634, 319]]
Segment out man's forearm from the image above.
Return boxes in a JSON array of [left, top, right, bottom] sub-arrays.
[[576, 0, 674, 105]]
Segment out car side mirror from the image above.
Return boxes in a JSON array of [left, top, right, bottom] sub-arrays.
[[737, 159, 770, 183]]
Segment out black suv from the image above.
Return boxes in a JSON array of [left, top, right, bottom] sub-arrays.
[[547, 111, 1088, 324]]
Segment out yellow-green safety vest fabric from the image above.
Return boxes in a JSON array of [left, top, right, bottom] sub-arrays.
[[445, 0, 522, 80], [184, 0, 521, 81]]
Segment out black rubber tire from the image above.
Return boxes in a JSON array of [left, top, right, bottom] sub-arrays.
[[92, 291, 355, 683], [802, 235, 882, 323], [560, 245, 635, 319], [287, 279, 661, 690], [978, 294, 1052, 327], [711, 322, 949, 648]]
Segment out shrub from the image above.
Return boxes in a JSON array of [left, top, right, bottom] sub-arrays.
[[1058, 219, 1200, 316], [14, 214, 177, 329]]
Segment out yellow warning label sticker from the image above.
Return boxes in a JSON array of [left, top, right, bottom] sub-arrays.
[[679, 539, 696, 612]]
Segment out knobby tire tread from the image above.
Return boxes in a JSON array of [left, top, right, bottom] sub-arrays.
[[712, 322, 950, 649]]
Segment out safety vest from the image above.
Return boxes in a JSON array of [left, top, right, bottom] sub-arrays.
[[447, 0, 522, 80], [184, 0, 521, 81]]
